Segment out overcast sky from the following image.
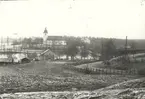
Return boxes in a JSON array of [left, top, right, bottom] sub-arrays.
[[0, 0, 145, 39]]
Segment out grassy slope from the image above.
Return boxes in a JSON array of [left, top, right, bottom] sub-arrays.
[[0, 61, 138, 94]]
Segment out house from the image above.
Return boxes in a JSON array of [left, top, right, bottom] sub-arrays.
[[12, 53, 30, 63], [36, 49, 58, 60]]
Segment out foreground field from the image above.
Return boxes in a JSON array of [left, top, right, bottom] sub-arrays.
[[0, 89, 145, 99], [0, 61, 138, 94], [1, 78, 145, 99]]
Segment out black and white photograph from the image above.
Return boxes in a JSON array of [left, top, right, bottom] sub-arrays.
[[0, 0, 145, 98]]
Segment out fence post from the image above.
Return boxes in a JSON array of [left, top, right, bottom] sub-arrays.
[[116, 70, 118, 75], [93, 68, 95, 74], [135, 68, 138, 75], [121, 70, 123, 75], [128, 69, 130, 75], [118, 70, 120, 75], [113, 69, 115, 74], [101, 69, 103, 74], [99, 69, 102, 74], [98, 69, 100, 74], [95, 68, 97, 74], [106, 69, 108, 75]]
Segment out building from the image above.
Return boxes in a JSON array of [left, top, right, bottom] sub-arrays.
[[81, 37, 90, 44], [43, 28, 66, 52], [12, 53, 30, 63], [43, 27, 48, 45], [36, 49, 58, 60]]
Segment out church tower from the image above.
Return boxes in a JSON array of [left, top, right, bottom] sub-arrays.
[[43, 27, 48, 44]]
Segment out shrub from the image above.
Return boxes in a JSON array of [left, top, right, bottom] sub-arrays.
[[84, 67, 92, 74]]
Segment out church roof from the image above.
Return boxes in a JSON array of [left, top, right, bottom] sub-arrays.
[[47, 36, 64, 40], [43, 28, 48, 34]]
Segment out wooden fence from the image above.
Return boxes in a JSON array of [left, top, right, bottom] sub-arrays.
[[64, 65, 138, 75]]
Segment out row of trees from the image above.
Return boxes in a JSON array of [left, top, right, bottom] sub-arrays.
[[13, 37, 43, 45], [12, 36, 137, 61]]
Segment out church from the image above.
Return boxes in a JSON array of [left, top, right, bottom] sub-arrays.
[[42, 28, 66, 52]]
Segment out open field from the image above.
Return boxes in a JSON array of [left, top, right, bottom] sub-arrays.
[[0, 60, 139, 94], [1, 78, 145, 99]]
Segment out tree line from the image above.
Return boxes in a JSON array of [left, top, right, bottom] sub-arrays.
[[12, 36, 143, 61]]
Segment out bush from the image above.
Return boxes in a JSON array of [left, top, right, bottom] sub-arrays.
[[84, 67, 92, 74]]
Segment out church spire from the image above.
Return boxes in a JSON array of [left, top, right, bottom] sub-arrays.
[[43, 27, 48, 35]]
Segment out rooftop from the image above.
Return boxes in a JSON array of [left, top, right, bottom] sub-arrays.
[[47, 36, 65, 41]]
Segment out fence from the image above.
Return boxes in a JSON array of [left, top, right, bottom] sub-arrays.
[[64, 65, 138, 75]]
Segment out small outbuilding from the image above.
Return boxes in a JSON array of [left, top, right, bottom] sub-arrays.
[[12, 53, 30, 63]]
